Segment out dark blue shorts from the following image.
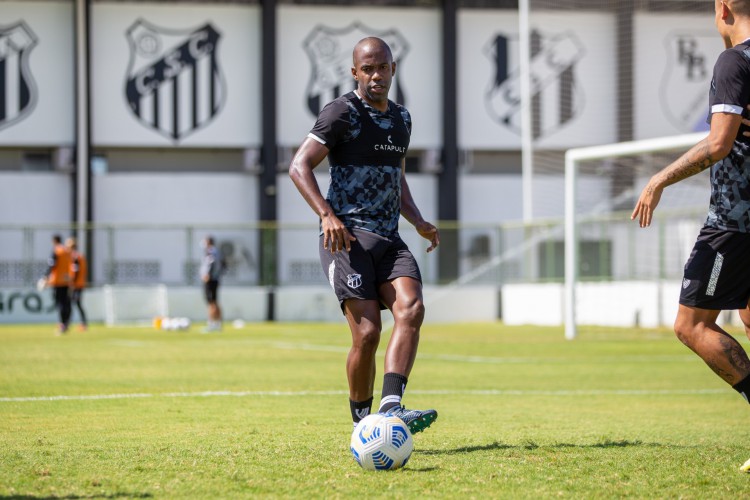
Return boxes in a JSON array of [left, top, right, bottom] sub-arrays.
[[679, 226, 750, 310], [319, 228, 422, 311]]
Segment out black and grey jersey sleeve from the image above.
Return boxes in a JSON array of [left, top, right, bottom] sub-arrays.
[[709, 48, 750, 116], [308, 98, 352, 148]]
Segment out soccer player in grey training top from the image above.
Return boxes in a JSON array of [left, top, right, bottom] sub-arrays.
[[200, 236, 225, 332], [631, 0, 750, 472], [289, 37, 440, 434]]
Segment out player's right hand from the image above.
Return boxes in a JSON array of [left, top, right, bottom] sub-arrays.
[[630, 180, 663, 228], [321, 214, 356, 253]]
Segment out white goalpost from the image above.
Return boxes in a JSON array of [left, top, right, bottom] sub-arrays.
[[564, 131, 708, 340], [103, 284, 169, 327]]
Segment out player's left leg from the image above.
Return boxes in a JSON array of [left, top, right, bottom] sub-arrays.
[[72, 289, 87, 330], [377, 276, 437, 433], [379, 276, 423, 379]]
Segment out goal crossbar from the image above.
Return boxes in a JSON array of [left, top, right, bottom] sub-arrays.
[[563, 132, 708, 340]]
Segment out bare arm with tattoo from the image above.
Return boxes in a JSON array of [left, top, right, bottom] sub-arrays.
[[631, 112, 742, 227]]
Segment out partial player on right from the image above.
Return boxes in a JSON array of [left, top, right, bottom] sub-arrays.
[[631, 0, 750, 472]]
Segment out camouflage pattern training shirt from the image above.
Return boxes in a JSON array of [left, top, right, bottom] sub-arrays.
[[705, 40, 750, 232], [308, 91, 411, 238]]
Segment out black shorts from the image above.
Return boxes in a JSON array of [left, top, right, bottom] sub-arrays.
[[679, 226, 750, 310], [204, 280, 219, 303], [319, 228, 422, 311]]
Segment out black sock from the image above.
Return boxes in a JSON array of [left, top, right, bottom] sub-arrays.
[[733, 374, 750, 404], [378, 372, 408, 413], [350, 397, 373, 424]]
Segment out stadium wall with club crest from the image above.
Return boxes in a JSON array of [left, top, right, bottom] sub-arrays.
[[1, 0, 729, 326]]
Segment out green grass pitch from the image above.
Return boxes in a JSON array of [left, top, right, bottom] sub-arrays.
[[1, 321, 749, 498]]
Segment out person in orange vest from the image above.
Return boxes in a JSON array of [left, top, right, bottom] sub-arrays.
[[45, 234, 72, 334], [65, 237, 88, 331]]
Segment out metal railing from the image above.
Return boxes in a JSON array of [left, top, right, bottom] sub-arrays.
[[0, 214, 705, 289]]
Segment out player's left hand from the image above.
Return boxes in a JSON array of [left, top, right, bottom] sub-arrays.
[[416, 221, 440, 253]]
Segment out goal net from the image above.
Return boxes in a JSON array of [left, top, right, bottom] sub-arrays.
[[521, 0, 721, 337], [564, 132, 709, 339], [103, 284, 169, 327]]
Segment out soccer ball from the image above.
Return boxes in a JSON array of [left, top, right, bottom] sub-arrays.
[[350, 414, 413, 471]]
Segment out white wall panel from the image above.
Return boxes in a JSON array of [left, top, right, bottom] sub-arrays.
[[0, 172, 71, 225]]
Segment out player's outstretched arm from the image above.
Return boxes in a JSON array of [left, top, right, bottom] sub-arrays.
[[289, 137, 355, 253], [399, 164, 439, 252], [631, 112, 740, 227]]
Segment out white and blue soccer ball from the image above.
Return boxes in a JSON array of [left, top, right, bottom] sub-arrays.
[[350, 413, 413, 471]]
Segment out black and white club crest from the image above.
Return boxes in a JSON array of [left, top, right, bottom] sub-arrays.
[[484, 30, 585, 140], [124, 19, 225, 143], [303, 22, 408, 116], [659, 32, 714, 133], [0, 21, 38, 132]]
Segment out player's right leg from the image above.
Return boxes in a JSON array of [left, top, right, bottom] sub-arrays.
[[676, 229, 750, 472], [674, 305, 750, 474], [738, 302, 750, 473], [673, 304, 750, 386], [677, 228, 750, 386], [344, 299, 382, 427], [740, 301, 750, 339], [319, 231, 381, 428]]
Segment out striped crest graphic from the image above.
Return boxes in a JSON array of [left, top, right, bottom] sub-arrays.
[[485, 30, 585, 140], [303, 22, 408, 116], [0, 21, 38, 131], [125, 19, 225, 142]]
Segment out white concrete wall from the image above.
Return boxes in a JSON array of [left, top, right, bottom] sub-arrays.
[[0, 173, 72, 261], [2, 283, 743, 329], [0, 284, 500, 324], [501, 281, 740, 328], [92, 173, 260, 284]]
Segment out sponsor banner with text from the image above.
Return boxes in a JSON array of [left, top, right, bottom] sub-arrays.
[[0, 288, 58, 324]]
